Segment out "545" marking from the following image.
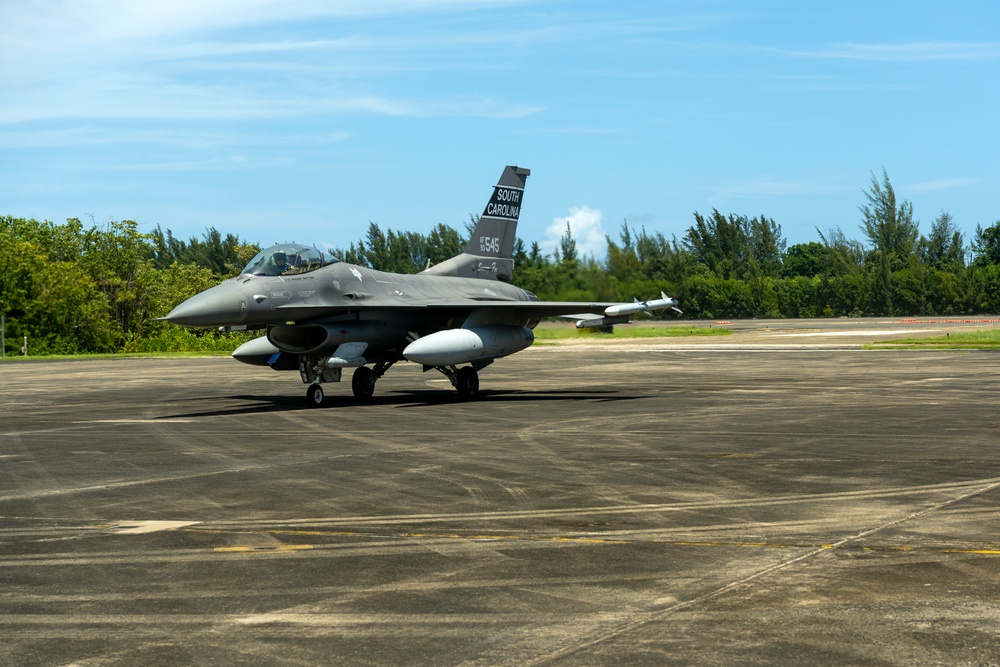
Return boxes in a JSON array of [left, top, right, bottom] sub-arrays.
[[479, 236, 500, 254]]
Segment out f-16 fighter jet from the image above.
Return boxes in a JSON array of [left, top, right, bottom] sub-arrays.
[[164, 166, 680, 406]]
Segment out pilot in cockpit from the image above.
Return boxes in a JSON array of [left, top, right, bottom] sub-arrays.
[[271, 251, 290, 275]]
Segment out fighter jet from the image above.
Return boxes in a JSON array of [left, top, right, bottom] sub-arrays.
[[163, 166, 680, 406]]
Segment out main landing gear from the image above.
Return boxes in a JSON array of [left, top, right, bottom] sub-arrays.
[[305, 361, 394, 407], [433, 364, 479, 399], [305, 361, 481, 407], [455, 366, 479, 398]]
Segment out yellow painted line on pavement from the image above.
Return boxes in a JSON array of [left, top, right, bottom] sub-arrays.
[[184, 527, 1000, 556], [214, 544, 314, 553]]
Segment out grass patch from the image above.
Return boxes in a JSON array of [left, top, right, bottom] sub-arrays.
[[533, 325, 732, 341], [866, 329, 1000, 350], [0, 350, 232, 362]]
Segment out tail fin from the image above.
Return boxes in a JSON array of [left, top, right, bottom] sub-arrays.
[[422, 165, 530, 281]]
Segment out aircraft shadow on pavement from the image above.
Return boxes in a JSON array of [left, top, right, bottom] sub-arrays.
[[159, 388, 642, 419]]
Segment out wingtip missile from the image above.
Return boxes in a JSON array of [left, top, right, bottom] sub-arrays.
[[603, 292, 679, 317]]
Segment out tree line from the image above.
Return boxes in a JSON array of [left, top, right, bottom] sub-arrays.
[[337, 171, 1000, 320], [3, 170, 1000, 355], [0, 217, 258, 355]]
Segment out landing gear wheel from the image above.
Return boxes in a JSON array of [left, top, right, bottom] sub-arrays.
[[456, 366, 479, 399], [307, 383, 325, 407], [352, 366, 375, 400]]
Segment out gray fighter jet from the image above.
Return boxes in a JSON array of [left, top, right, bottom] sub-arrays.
[[164, 166, 680, 405]]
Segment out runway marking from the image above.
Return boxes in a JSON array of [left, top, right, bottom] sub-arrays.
[[190, 477, 1000, 528], [517, 476, 1000, 666], [215, 544, 313, 553], [114, 521, 201, 534], [77, 419, 195, 424], [540, 344, 865, 351]]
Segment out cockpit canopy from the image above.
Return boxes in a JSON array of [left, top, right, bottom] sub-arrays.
[[240, 243, 338, 277]]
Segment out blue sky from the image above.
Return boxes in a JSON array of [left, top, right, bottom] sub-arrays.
[[2, 1, 998, 259]]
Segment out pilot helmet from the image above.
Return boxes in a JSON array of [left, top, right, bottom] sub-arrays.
[[273, 251, 287, 262]]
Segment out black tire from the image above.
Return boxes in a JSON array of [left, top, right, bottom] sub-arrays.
[[306, 383, 324, 407], [456, 366, 479, 399], [352, 366, 375, 399]]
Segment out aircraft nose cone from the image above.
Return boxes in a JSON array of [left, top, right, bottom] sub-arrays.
[[163, 283, 247, 327]]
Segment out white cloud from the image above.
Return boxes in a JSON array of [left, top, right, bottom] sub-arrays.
[[0, 0, 542, 127], [541, 205, 607, 260], [0, 1, 524, 48], [792, 42, 1000, 63], [710, 174, 852, 200], [907, 177, 984, 193]]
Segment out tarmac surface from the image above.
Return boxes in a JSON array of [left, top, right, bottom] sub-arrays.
[[2, 318, 1000, 665]]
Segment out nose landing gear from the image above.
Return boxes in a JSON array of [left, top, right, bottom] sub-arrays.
[[306, 383, 324, 407]]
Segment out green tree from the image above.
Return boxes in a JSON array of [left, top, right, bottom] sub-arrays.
[[816, 227, 866, 277], [684, 210, 784, 280], [559, 221, 578, 265], [147, 225, 256, 275], [971, 221, 1000, 267], [0, 231, 115, 354], [78, 219, 158, 344], [859, 170, 919, 315], [426, 223, 465, 268], [29, 259, 117, 353], [775, 276, 821, 317], [919, 212, 964, 271], [685, 210, 745, 279], [748, 214, 785, 278], [781, 242, 828, 278], [511, 241, 554, 296]]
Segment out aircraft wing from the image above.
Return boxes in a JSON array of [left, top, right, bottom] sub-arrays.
[[415, 293, 682, 327], [422, 299, 615, 315], [273, 294, 679, 328]]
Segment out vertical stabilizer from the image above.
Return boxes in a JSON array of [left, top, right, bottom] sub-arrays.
[[422, 165, 530, 281]]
